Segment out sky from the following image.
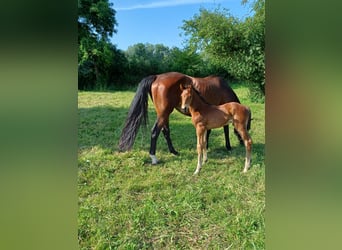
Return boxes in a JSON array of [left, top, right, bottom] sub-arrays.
[[110, 0, 252, 51]]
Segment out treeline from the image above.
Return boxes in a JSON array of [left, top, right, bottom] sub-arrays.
[[78, 0, 264, 101], [79, 43, 229, 90]]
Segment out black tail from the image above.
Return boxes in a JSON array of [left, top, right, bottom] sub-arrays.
[[118, 75, 157, 151], [247, 108, 252, 131]]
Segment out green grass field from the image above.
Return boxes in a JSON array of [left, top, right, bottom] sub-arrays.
[[78, 83, 265, 249]]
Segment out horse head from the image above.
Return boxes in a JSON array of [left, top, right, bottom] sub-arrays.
[[180, 83, 193, 113]]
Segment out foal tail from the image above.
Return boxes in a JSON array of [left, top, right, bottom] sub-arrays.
[[247, 107, 252, 131], [118, 75, 157, 151]]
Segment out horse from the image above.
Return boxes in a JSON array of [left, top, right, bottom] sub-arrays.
[[118, 72, 245, 164], [180, 82, 252, 175]]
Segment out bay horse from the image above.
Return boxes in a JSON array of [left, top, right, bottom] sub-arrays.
[[180, 83, 252, 175], [118, 72, 244, 164]]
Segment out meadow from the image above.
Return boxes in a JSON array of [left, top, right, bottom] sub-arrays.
[[78, 83, 265, 249]]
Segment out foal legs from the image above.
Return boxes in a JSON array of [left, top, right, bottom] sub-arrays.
[[234, 127, 244, 146], [194, 127, 207, 175], [243, 138, 252, 173], [203, 130, 208, 163], [234, 122, 252, 173]]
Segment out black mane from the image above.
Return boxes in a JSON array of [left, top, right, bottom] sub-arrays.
[[191, 85, 212, 106]]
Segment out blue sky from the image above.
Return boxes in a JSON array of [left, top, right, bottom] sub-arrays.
[[110, 0, 252, 51]]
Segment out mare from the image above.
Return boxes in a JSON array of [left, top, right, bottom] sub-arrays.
[[118, 72, 244, 164], [180, 83, 252, 175]]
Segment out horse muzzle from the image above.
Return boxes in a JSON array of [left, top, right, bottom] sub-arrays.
[[181, 106, 188, 113]]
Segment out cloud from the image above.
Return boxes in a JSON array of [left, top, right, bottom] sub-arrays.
[[116, 0, 227, 11]]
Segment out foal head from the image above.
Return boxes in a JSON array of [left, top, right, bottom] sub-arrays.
[[180, 84, 193, 113]]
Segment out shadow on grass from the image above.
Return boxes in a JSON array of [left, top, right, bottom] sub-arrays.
[[78, 106, 197, 154], [206, 142, 265, 169], [78, 106, 129, 152]]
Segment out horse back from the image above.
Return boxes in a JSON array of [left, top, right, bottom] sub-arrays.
[[192, 75, 240, 105], [221, 102, 250, 124]]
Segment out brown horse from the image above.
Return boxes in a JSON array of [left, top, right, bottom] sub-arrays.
[[180, 83, 252, 175], [118, 72, 246, 164]]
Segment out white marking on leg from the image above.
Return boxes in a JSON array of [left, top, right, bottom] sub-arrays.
[[194, 147, 202, 175], [194, 127, 205, 175], [150, 154, 158, 165], [243, 139, 251, 173], [194, 163, 201, 175], [243, 153, 251, 173], [243, 157, 250, 173], [203, 147, 208, 163]]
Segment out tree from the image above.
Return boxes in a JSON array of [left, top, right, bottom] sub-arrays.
[[123, 43, 230, 84], [78, 0, 122, 89], [78, 0, 116, 42], [124, 43, 173, 83], [168, 47, 216, 77], [182, 0, 265, 100]]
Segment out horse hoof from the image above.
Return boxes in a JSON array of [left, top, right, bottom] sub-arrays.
[[150, 154, 159, 165], [171, 150, 179, 156], [226, 146, 232, 151]]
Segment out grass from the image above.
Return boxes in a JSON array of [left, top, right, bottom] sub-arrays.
[[78, 83, 265, 249]]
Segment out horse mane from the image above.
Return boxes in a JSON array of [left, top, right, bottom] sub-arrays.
[[190, 83, 212, 106]]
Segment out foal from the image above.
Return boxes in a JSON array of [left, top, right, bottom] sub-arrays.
[[180, 84, 252, 175]]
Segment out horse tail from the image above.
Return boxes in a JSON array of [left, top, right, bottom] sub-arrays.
[[247, 107, 252, 131], [118, 75, 157, 151]]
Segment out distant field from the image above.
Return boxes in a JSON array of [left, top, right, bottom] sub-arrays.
[[78, 83, 265, 249]]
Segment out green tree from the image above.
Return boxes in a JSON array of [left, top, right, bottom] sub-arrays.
[[182, 0, 265, 101], [168, 47, 198, 75], [78, 0, 116, 42], [124, 43, 230, 83], [168, 47, 217, 77], [125, 43, 173, 83], [78, 0, 123, 89]]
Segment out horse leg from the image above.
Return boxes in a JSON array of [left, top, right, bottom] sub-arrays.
[[224, 125, 243, 149], [242, 133, 252, 173], [206, 129, 211, 149], [150, 120, 162, 164], [203, 130, 208, 163], [223, 125, 232, 151], [161, 121, 179, 155], [194, 126, 205, 175], [235, 123, 252, 173], [234, 127, 244, 146]]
